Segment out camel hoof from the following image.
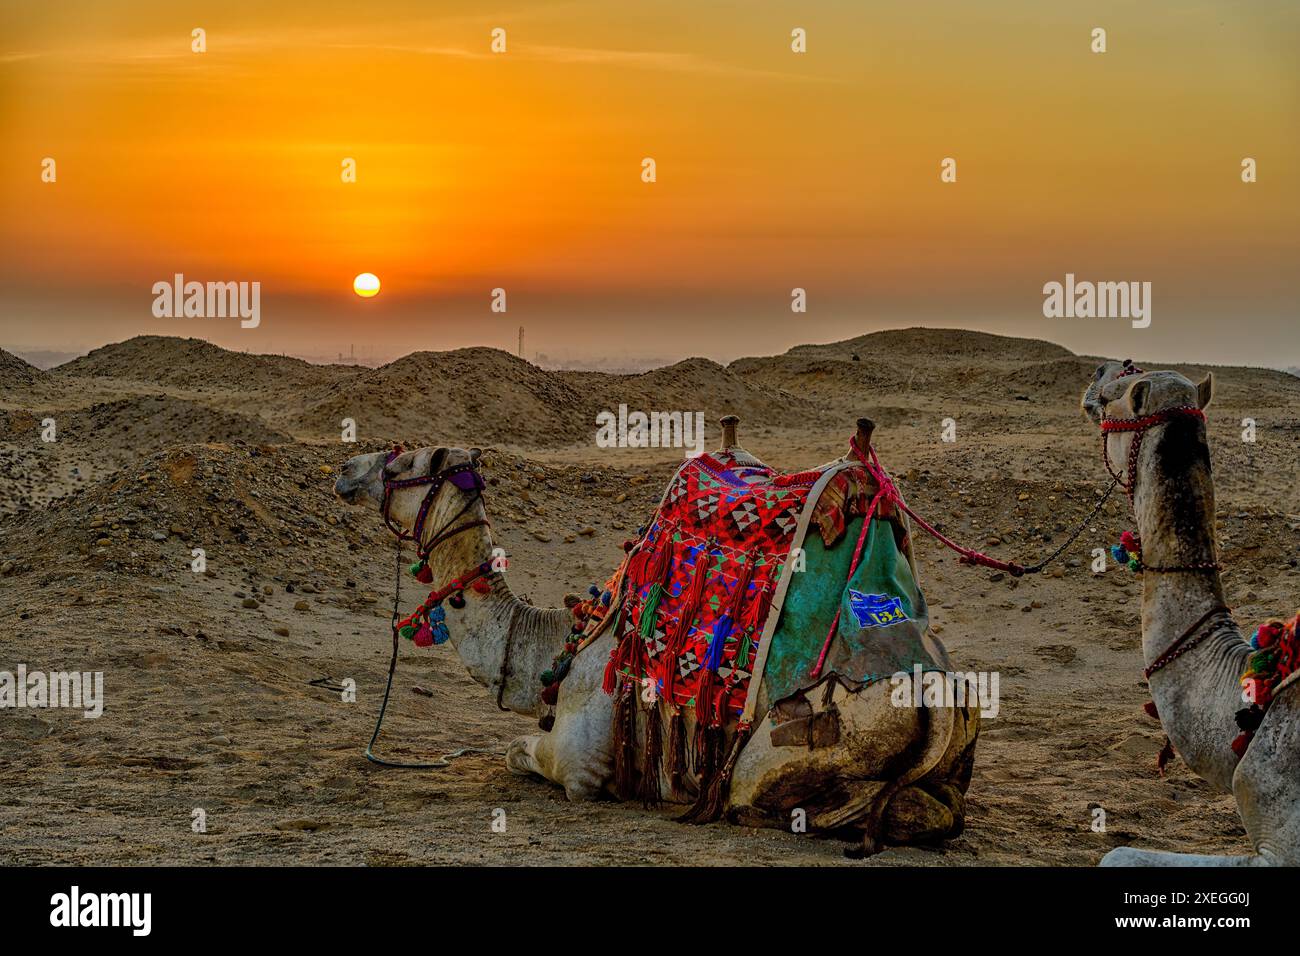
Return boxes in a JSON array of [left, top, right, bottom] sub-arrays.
[[504, 736, 535, 777]]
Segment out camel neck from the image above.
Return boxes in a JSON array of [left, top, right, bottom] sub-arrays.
[[421, 510, 571, 717], [1131, 419, 1247, 790]]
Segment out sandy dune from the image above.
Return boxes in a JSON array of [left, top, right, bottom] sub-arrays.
[[2, 328, 1298, 865]]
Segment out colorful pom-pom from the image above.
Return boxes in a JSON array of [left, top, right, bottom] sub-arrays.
[[448, 593, 466, 610]]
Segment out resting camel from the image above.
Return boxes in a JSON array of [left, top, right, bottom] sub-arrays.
[[1083, 361, 1299, 866], [335, 427, 978, 854]]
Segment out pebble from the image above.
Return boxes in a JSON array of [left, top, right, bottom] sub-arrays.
[[152, 531, 167, 541], [273, 626, 290, 637], [294, 600, 310, 612], [242, 597, 260, 609]]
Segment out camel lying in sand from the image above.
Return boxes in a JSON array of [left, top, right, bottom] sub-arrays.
[[1083, 362, 1299, 866], [336, 433, 978, 854]]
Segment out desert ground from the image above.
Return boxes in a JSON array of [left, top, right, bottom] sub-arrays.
[[2, 327, 1298, 866]]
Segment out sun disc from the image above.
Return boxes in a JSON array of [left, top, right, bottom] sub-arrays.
[[353, 272, 380, 298]]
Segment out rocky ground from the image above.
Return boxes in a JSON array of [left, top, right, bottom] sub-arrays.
[[2, 328, 1298, 865]]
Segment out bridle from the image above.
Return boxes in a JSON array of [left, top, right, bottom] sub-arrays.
[[380, 445, 517, 709], [1096, 363, 1231, 681], [364, 445, 514, 769], [380, 445, 489, 559], [1097, 364, 1219, 575]]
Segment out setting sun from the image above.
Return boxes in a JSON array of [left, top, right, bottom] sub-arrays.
[[353, 273, 380, 298]]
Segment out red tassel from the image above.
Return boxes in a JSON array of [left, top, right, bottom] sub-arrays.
[[1143, 700, 1159, 720], [540, 682, 559, 706], [1230, 732, 1251, 758], [602, 652, 619, 695], [663, 551, 711, 702]]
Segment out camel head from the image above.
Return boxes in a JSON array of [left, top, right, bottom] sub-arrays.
[[1082, 361, 1213, 427], [335, 445, 485, 550], [1082, 364, 1217, 556]]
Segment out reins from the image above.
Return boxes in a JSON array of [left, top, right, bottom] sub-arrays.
[[846, 435, 1116, 579], [364, 447, 504, 769]]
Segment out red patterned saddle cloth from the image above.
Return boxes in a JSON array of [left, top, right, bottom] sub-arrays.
[[603, 451, 884, 727]]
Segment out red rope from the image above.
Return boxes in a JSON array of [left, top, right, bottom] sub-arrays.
[[808, 436, 1026, 679]]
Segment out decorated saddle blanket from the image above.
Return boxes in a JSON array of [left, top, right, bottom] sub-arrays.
[[601, 449, 941, 729]]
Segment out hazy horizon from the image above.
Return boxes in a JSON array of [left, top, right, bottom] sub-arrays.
[[8, 319, 1300, 376]]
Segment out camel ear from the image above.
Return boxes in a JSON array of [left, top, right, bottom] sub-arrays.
[[1128, 378, 1151, 415], [468, 447, 483, 463], [1196, 372, 1213, 410]]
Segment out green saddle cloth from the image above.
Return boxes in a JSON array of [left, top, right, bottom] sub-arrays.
[[757, 514, 952, 714]]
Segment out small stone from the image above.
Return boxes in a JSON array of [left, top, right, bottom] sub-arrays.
[[151, 531, 168, 541], [294, 600, 310, 612], [578, 527, 596, 537], [273, 626, 290, 637], [242, 597, 260, 609], [1017, 492, 1030, 502], [326, 515, 338, 526], [319, 465, 333, 475], [209, 735, 232, 746], [614, 493, 628, 505]]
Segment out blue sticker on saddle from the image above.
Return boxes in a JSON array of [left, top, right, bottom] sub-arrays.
[[847, 590, 908, 629]]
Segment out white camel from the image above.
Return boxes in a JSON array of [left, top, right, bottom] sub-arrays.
[[1083, 361, 1299, 866], [336, 435, 978, 855]]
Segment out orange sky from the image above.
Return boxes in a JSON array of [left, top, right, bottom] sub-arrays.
[[1, 1, 1297, 366]]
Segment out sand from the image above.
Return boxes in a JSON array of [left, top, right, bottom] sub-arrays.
[[2, 328, 1298, 865]]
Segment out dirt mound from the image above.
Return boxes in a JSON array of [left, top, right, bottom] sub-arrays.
[[58, 395, 292, 451], [1, 442, 382, 582], [54, 335, 352, 393], [293, 347, 588, 445], [785, 327, 1074, 363], [0, 347, 41, 389], [562, 357, 822, 434]]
